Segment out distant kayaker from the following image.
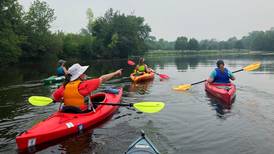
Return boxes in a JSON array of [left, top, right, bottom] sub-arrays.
[[56, 59, 68, 77], [52, 63, 122, 113], [207, 60, 235, 83], [134, 57, 151, 75]]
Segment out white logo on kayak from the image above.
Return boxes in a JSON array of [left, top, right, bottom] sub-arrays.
[[135, 144, 150, 148], [66, 122, 74, 128], [28, 138, 36, 147]]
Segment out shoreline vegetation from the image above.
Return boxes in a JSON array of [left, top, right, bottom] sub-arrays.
[[145, 50, 274, 57], [1, 0, 274, 66]]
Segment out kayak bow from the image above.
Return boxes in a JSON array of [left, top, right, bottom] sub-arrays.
[[43, 76, 65, 85], [125, 130, 160, 154]]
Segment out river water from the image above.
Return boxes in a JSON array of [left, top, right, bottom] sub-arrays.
[[0, 53, 273, 154]]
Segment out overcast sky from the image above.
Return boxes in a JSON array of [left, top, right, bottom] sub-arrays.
[[19, 0, 274, 41]]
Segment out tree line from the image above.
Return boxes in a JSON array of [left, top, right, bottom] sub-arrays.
[[146, 28, 274, 51], [0, 0, 151, 65], [1, 0, 274, 65]]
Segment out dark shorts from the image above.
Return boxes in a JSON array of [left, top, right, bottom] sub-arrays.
[[61, 106, 90, 114]]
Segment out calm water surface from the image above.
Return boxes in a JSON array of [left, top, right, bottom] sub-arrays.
[[0, 53, 273, 154]]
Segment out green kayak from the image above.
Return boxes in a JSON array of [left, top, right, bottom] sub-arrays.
[[43, 76, 65, 85], [125, 130, 160, 154]]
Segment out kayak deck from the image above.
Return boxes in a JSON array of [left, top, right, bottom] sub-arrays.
[[16, 88, 123, 150], [130, 72, 155, 83], [43, 75, 65, 85], [205, 81, 236, 104], [125, 130, 160, 154]]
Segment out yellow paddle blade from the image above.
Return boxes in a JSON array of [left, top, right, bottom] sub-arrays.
[[172, 84, 192, 91], [28, 96, 53, 106], [243, 62, 261, 72], [133, 102, 165, 113]]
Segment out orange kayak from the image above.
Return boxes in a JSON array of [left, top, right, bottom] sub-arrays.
[[130, 72, 155, 83]]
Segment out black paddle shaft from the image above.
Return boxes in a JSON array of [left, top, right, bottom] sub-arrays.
[[191, 80, 207, 86], [93, 102, 133, 107], [232, 69, 243, 73]]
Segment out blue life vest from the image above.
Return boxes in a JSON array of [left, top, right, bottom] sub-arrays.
[[56, 66, 65, 76], [214, 68, 230, 83]]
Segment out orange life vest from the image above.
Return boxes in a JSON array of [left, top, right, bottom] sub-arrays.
[[64, 80, 85, 107]]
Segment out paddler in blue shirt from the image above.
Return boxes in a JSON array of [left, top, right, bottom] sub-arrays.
[[56, 59, 68, 77], [207, 60, 235, 83]]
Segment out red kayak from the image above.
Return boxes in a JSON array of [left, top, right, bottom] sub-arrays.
[[16, 88, 123, 150], [205, 81, 236, 104]]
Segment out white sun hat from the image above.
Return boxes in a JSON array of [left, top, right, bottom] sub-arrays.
[[68, 63, 89, 81]]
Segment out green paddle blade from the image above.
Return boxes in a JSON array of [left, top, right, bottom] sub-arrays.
[[133, 102, 165, 113], [28, 96, 53, 106], [243, 62, 261, 72]]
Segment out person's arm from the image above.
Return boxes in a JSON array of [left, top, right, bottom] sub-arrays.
[[207, 70, 216, 83], [52, 86, 65, 102], [62, 66, 68, 75], [228, 70, 236, 81], [145, 65, 150, 73], [99, 69, 122, 83], [134, 65, 139, 73]]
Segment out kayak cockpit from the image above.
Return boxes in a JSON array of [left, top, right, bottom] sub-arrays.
[[59, 93, 107, 114], [90, 93, 106, 105]]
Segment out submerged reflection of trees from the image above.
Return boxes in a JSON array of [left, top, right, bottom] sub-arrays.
[[145, 53, 274, 73]]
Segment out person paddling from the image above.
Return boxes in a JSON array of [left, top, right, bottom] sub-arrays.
[[56, 59, 68, 77], [207, 60, 235, 83], [134, 57, 151, 76], [53, 63, 122, 113]]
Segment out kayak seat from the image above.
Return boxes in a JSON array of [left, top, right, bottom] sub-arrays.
[[216, 86, 231, 91], [90, 93, 106, 109], [61, 106, 83, 114], [134, 72, 146, 76]]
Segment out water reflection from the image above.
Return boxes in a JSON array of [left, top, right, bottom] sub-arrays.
[[0, 53, 273, 153], [206, 92, 234, 119], [58, 129, 94, 154], [128, 81, 154, 95]]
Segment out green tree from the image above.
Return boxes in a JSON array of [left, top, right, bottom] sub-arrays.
[[145, 36, 157, 50], [199, 39, 219, 50], [145, 37, 174, 50], [234, 40, 243, 50], [0, 0, 24, 64], [188, 38, 199, 50], [175, 36, 188, 50], [250, 31, 266, 50], [24, 0, 56, 33], [21, 0, 58, 59], [91, 8, 151, 58], [81, 8, 94, 35], [226, 37, 238, 49], [264, 29, 274, 51]]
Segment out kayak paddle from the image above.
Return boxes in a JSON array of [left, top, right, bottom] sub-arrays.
[[151, 70, 169, 79], [127, 59, 169, 79], [127, 59, 136, 66], [28, 96, 165, 113], [173, 62, 261, 91]]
